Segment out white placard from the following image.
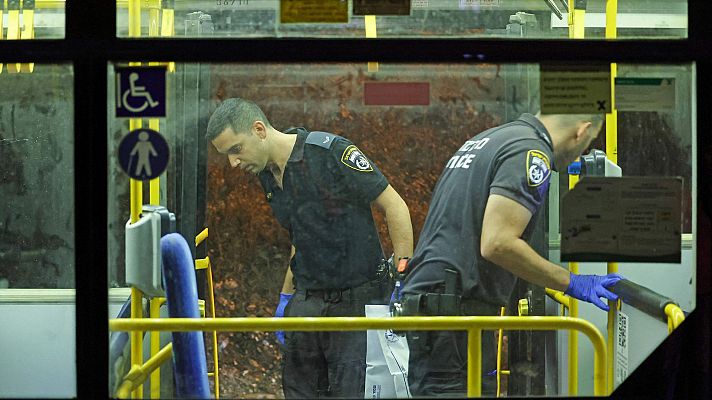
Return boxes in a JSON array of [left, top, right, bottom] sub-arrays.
[[540, 65, 611, 114], [561, 177, 682, 262], [616, 311, 630, 384], [615, 78, 676, 112]]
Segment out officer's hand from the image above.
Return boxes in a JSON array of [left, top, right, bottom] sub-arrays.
[[275, 292, 293, 345], [565, 273, 624, 311]]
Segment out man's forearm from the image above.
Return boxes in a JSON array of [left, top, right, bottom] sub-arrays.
[[385, 200, 414, 262], [484, 237, 570, 291], [281, 266, 295, 293], [281, 246, 296, 294]]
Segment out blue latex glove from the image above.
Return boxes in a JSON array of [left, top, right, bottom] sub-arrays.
[[275, 292, 292, 345], [565, 273, 624, 311]]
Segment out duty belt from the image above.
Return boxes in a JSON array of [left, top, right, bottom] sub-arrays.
[[396, 293, 500, 316], [296, 278, 388, 304], [393, 267, 500, 316]]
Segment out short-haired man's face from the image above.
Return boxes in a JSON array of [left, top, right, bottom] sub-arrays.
[[211, 126, 268, 175]]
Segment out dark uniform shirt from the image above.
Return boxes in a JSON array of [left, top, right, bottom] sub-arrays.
[[258, 128, 389, 290], [402, 114, 555, 307]]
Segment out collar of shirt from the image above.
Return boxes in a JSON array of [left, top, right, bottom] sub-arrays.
[[259, 128, 308, 193], [284, 127, 309, 163], [517, 113, 553, 150]]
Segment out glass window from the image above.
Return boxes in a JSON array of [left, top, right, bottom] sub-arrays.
[[108, 61, 697, 397], [1, 0, 66, 40], [116, 0, 688, 39], [0, 63, 75, 398]]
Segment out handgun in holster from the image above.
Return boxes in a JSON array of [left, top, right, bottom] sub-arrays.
[[392, 268, 461, 317]]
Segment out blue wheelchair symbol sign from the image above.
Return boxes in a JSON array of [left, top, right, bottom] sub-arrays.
[[119, 129, 170, 180], [115, 66, 166, 117]]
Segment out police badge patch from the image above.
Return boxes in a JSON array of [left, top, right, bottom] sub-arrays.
[[526, 150, 551, 186], [341, 145, 374, 172]]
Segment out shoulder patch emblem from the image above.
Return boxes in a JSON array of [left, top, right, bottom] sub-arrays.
[[305, 131, 336, 149], [341, 145, 373, 172], [526, 150, 551, 187]]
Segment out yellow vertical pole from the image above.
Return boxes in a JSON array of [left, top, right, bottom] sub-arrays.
[[0, 0, 4, 74], [20, 0, 35, 73], [568, 174, 580, 396], [568, 0, 586, 39], [128, 1, 143, 398], [566, 1, 586, 394], [364, 15, 378, 72], [128, 0, 141, 37], [149, 298, 164, 399], [467, 328, 482, 398], [7, 0, 21, 73], [160, 0, 176, 72], [207, 258, 220, 399], [605, 0, 618, 394]]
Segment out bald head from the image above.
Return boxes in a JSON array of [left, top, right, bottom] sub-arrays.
[[537, 113, 604, 170]]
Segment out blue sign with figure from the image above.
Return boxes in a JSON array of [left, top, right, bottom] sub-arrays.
[[118, 129, 170, 180], [115, 66, 166, 117]]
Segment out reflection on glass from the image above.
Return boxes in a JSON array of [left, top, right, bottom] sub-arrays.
[[0, 64, 75, 289], [115, 0, 688, 39], [0, 63, 75, 398]]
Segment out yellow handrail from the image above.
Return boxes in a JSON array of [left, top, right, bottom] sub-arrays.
[[110, 316, 608, 397], [195, 228, 208, 247], [546, 288, 572, 310], [664, 303, 685, 333], [194, 227, 220, 399], [116, 343, 174, 399]]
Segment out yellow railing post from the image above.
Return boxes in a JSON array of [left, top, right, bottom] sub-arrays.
[[468, 328, 482, 397]]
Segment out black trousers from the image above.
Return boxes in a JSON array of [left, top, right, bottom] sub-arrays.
[[281, 288, 368, 399], [404, 296, 500, 398]]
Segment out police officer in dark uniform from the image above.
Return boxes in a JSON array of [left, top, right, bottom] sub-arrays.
[[398, 113, 624, 397], [207, 98, 413, 398]]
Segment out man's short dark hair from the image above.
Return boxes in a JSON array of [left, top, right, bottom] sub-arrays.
[[206, 98, 272, 141]]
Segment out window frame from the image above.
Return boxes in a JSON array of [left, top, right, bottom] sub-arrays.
[[0, 1, 708, 397]]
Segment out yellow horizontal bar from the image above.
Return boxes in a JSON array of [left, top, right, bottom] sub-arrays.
[[110, 316, 602, 335], [664, 303, 685, 332], [545, 288, 571, 309], [195, 228, 208, 247], [25, 1, 66, 10], [116, 343, 174, 399], [207, 372, 215, 377], [111, 316, 607, 396], [501, 370, 510, 375]]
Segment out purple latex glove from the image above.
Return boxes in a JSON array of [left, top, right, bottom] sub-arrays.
[[275, 292, 292, 345], [565, 273, 624, 311]]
